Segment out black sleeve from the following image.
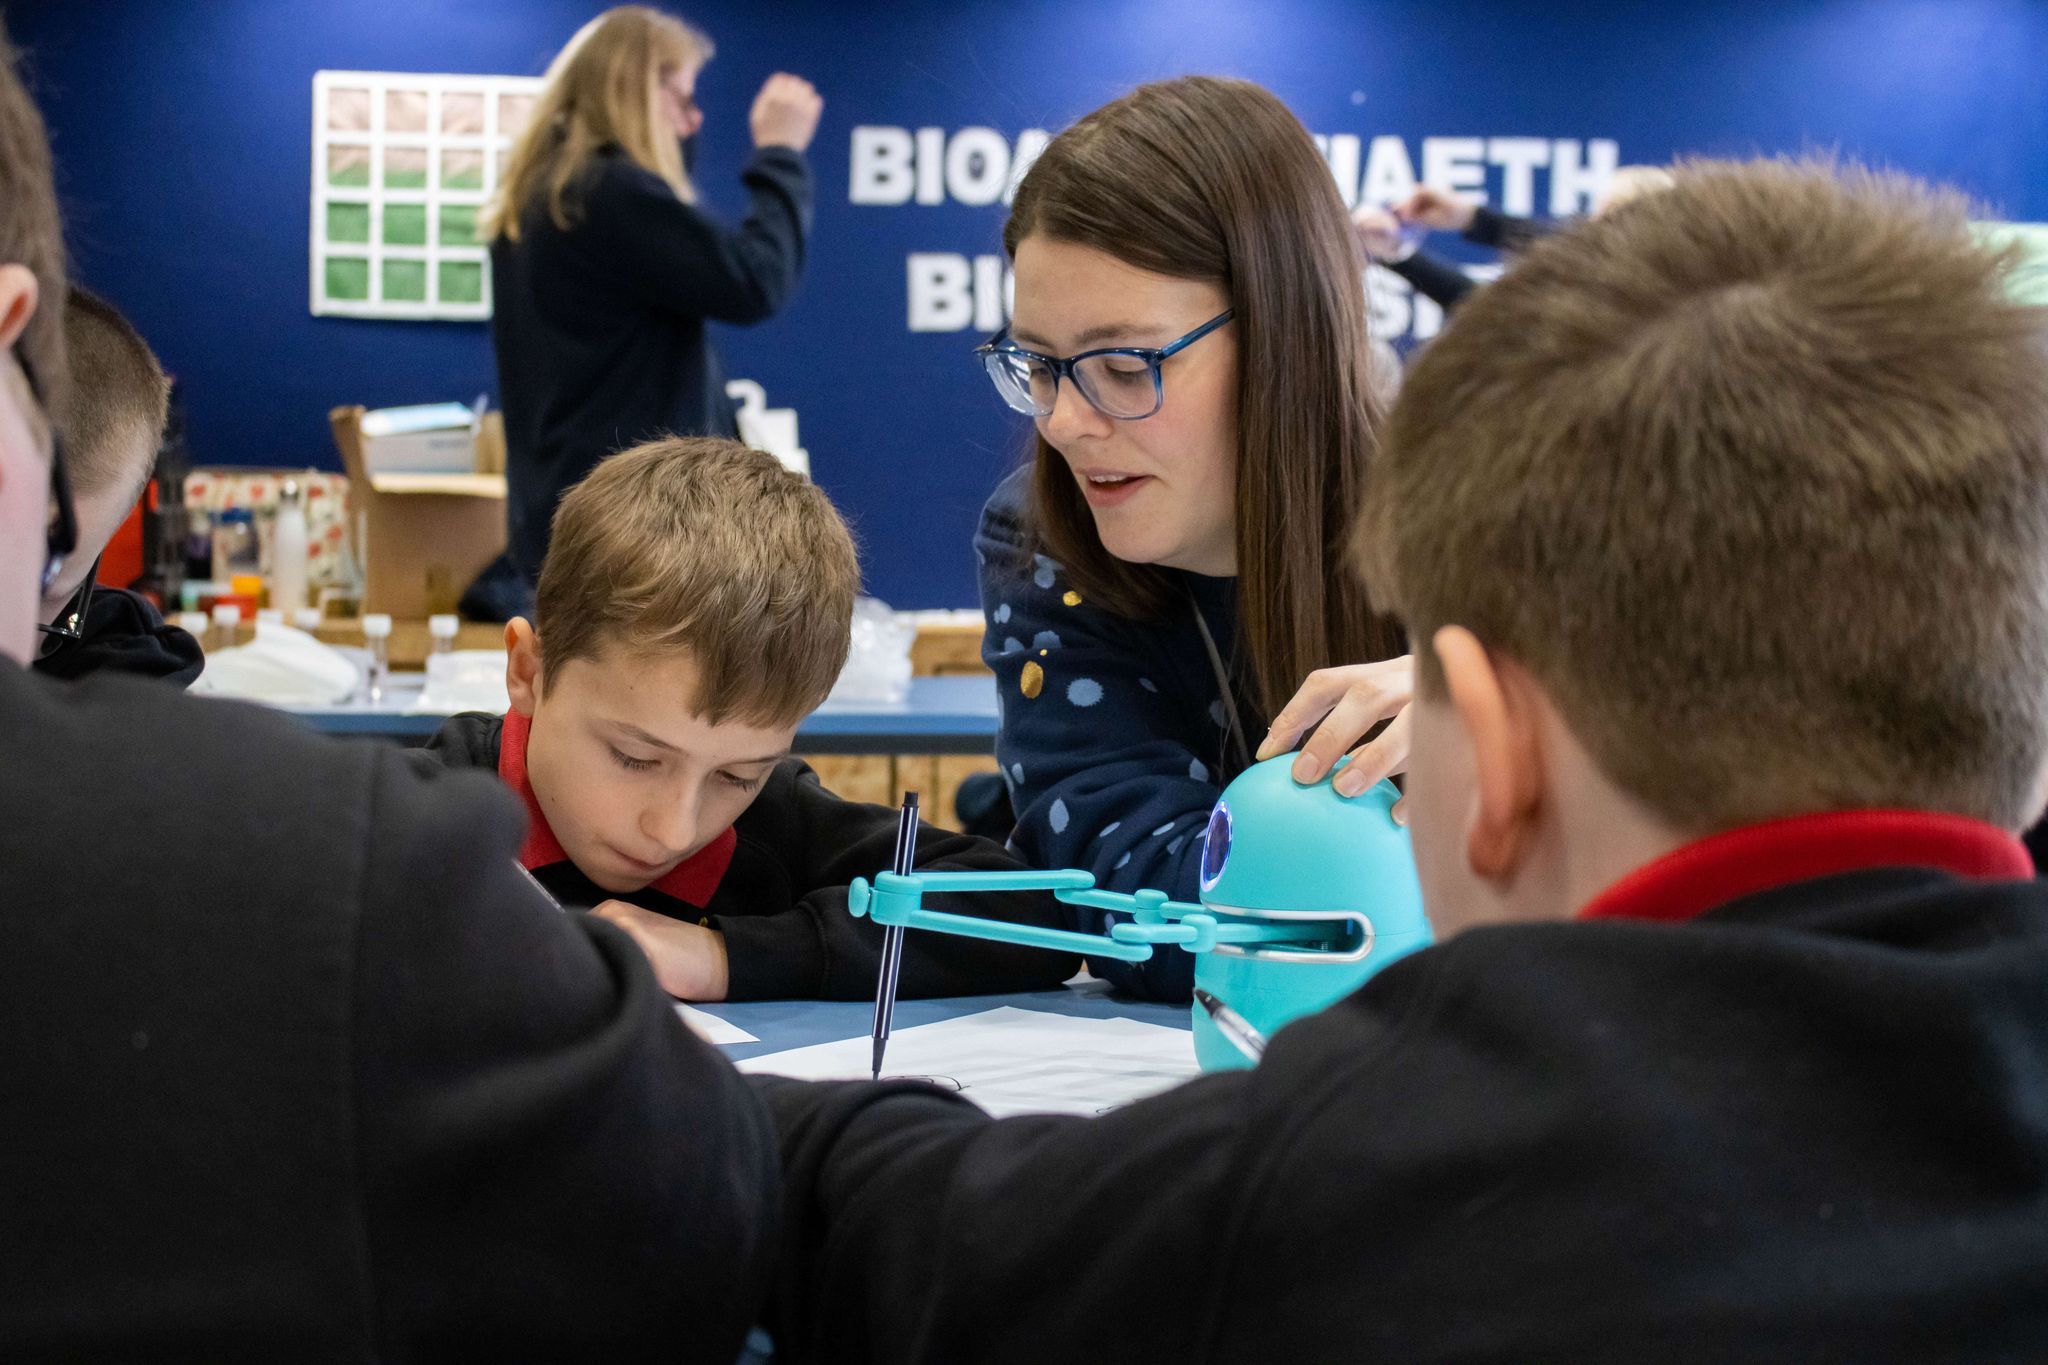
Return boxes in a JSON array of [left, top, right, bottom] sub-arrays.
[[756, 1070, 1248, 1364], [412, 710, 502, 770], [1384, 249, 1477, 310], [352, 748, 780, 1360], [32, 587, 203, 688], [1464, 204, 1552, 252], [578, 147, 813, 325], [713, 762, 1081, 1002]]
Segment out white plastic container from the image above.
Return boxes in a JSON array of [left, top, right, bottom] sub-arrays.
[[361, 612, 393, 703], [358, 402, 480, 476]]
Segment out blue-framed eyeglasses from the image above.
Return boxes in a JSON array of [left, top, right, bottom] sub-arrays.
[[975, 308, 1234, 421]]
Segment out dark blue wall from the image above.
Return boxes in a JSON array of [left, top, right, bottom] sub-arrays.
[[11, 0, 2046, 605]]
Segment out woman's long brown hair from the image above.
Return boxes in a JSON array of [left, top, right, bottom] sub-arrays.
[[1005, 76, 1403, 720]]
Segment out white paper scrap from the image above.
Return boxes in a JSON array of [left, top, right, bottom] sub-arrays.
[[675, 1004, 758, 1045], [737, 1006, 1198, 1117]]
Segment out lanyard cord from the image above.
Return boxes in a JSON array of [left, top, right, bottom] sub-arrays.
[[1190, 590, 1256, 778]]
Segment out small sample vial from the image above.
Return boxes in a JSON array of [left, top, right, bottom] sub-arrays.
[[175, 611, 209, 645], [256, 608, 285, 631], [361, 612, 393, 703], [428, 613, 459, 655], [293, 608, 324, 633], [210, 603, 242, 652]]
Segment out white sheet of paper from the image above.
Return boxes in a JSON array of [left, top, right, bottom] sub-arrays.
[[737, 1006, 1198, 1117], [675, 1004, 758, 1044]]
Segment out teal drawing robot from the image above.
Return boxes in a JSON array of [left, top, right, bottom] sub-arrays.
[[849, 754, 1432, 1070]]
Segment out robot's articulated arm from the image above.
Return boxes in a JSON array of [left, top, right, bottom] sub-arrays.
[[847, 870, 1342, 964]]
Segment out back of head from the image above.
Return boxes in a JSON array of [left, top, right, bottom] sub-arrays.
[[484, 5, 711, 241], [1006, 75, 1400, 718], [61, 287, 168, 501], [537, 437, 859, 726], [1361, 160, 2048, 830], [0, 28, 66, 412]]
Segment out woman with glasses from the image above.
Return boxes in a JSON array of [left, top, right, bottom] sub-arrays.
[[473, 5, 821, 619], [973, 76, 1414, 1001]]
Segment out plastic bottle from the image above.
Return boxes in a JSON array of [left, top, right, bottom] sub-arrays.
[[428, 613, 459, 655], [210, 603, 242, 652], [362, 613, 392, 703], [293, 608, 324, 633], [175, 610, 209, 646], [272, 478, 309, 615]]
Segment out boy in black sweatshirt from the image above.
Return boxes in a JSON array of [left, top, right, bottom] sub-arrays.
[[0, 30, 772, 1355], [754, 160, 2048, 1362], [32, 287, 199, 686], [422, 435, 1074, 1002]]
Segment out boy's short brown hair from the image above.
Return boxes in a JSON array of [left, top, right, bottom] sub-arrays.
[[537, 436, 860, 726], [1359, 160, 2048, 831], [61, 288, 169, 499]]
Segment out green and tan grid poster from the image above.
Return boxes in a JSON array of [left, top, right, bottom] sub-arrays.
[[311, 70, 542, 320]]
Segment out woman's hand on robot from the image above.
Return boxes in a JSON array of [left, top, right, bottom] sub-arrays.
[[751, 73, 824, 153], [1394, 187, 1478, 233], [1256, 656, 1415, 815]]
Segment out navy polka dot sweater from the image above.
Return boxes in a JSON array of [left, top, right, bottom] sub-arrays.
[[975, 469, 1264, 1002]]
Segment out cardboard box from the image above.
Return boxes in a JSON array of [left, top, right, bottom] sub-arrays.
[[330, 405, 506, 619]]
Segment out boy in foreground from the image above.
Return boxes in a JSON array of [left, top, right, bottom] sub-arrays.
[[421, 435, 1076, 1001], [751, 162, 2048, 1361], [0, 27, 775, 1359]]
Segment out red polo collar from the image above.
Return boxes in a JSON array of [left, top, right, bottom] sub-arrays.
[[497, 708, 737, 908], [1577, 809, 2033, 924]]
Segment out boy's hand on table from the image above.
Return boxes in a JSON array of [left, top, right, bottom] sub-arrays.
[[590, 901, 730, 1001]]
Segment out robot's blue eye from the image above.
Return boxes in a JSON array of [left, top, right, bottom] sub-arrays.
[[1199, 801, 1232, 891]]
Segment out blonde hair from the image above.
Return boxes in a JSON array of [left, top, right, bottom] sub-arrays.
[[536, 438, 860, 727], [483, 6, 712, 243], [1358, 159, 2048, 831]]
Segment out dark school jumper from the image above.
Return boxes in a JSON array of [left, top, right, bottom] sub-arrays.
[[490, 144, 813, 585], [758, 809, 2048, 1363]]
